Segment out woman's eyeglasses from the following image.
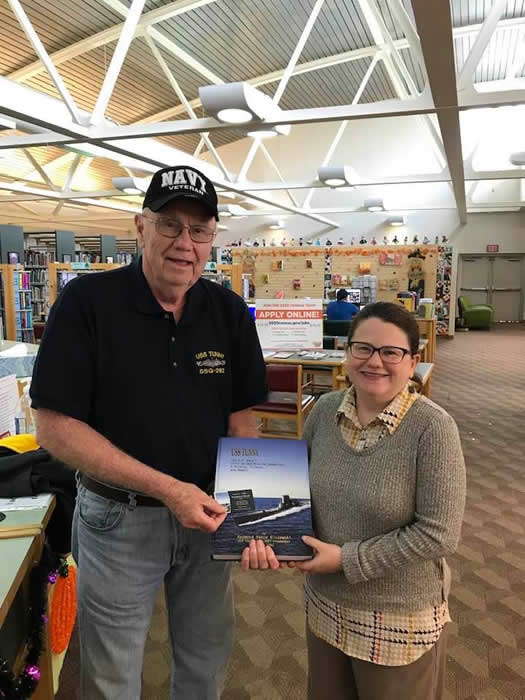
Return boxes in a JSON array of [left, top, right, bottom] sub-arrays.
[[348, 342, 411, 364], [142, 216, 216, 243]]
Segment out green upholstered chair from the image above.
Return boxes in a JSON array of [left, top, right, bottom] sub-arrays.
[[458, 296, 493, 330]]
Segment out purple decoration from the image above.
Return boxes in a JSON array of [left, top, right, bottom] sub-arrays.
[[25, 665, 41, 681], [41, 614, 48, 624], [48, 572, 57, 584]]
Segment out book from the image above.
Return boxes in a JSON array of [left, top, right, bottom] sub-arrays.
[[273, 351, 294, 359], [212, 437, 313, 561]]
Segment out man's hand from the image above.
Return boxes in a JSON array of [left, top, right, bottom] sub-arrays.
[[295, 536, 343, 574], [163, 480, 227, 532]]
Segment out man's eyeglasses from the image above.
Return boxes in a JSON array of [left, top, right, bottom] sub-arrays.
[[348, 342, 411, 364], [142, 215, 216, 243]]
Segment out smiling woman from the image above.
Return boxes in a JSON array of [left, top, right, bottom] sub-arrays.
[[243, 302, 466, 700], [344, 303, 420, 426]]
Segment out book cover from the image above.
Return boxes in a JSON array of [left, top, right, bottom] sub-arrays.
[[212, 437, 313, 561]]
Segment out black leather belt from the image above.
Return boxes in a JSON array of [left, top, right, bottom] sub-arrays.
[[80, 474, 164, 507]]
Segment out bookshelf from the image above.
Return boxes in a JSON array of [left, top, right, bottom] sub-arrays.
[[48, 262, 123, 306], [25, 249, 55, 321], [0, 265, 33, 341], [201, 263, 242, 296]]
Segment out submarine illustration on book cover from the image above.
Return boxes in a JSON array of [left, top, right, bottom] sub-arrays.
[[212, 437, 313, 561]]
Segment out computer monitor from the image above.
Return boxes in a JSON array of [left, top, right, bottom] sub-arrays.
[[337, 288, 361, 304]]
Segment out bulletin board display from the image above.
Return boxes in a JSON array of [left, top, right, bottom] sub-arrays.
[[330, 246, 438, 304], [232, 247, 326, 299], [232, 245, 438, 305]]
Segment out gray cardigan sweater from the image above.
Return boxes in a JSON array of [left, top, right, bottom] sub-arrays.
[[302, 391, 466, 612]]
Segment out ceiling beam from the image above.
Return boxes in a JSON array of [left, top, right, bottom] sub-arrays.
[[356, 0, 446, 170], [8, 0, 221, 82], [411, 0, 467, 224], [457, 0, 508, 91], [143, 31, 231, 180], [21, 149, 60, 190], [7, 0, 81, 123], [302, 53, 381, 210], [90, 0, 147, 125], [136, 15, 525, 125], [99, 0, 223, 85], [236, 0, 327, 182]]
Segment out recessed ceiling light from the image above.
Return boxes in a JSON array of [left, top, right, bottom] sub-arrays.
[[510, 152, 525, 166], [318, 166, 355, 188], [365, 198, 384, 212], [217, 108, 253, 124], [389, 216, 404, 226], [247, 129, 278, 139]]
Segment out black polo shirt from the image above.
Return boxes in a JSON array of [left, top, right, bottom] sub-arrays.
[[30, 258, 268, 489]]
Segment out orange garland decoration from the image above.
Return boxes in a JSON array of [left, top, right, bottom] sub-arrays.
[[50, 565, 77, 654]]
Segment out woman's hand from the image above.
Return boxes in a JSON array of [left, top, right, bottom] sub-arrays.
[[240, 538, 280, 570], [295, 536, 343, 574]]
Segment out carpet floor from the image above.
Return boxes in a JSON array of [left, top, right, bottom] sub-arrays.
[[56, 325, 525, 699]]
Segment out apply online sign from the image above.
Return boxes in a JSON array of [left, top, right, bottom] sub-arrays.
[[255, 299, 323, 350]]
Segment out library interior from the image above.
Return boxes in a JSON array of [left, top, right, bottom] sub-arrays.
[[0, 1, 524, 699]]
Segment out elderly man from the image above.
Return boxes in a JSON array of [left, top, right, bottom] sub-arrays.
[[30, 166, 267, 699]]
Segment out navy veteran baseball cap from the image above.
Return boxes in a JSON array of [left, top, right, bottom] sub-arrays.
[[143, 165, 219, 220]]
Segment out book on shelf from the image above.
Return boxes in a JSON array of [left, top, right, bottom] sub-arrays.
[[12, 269, 33, 340], [25, 250, 55, 266], [212, 437, 313, 561]]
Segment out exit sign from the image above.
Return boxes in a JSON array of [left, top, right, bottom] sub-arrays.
[[486, 244, 499, 253]]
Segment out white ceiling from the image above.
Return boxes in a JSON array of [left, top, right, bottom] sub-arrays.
[[0, 0, 525, 243]]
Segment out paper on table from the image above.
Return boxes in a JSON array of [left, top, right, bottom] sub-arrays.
[[0, 374, 18, 438], [0, 494, 53, 511]]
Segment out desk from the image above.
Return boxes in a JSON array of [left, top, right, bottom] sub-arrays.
[[415, 317, 437, 362], [264, 352, 346, 391], [0, 499, 56, 700]]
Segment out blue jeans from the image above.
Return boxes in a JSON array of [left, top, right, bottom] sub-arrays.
[[72, 483, 234, 700]]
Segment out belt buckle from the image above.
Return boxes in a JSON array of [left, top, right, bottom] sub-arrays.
[[128, 492, 138, 507]]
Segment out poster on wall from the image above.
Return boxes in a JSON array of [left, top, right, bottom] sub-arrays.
[[255, 299, 323, 350], [436, 246, 453, 336]]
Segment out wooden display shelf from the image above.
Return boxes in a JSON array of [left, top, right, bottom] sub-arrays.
[[216, 263, 242, 296], [48, 262, 122, 306], [0, 264, 32, 342], [415, 317, 437, 362]]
